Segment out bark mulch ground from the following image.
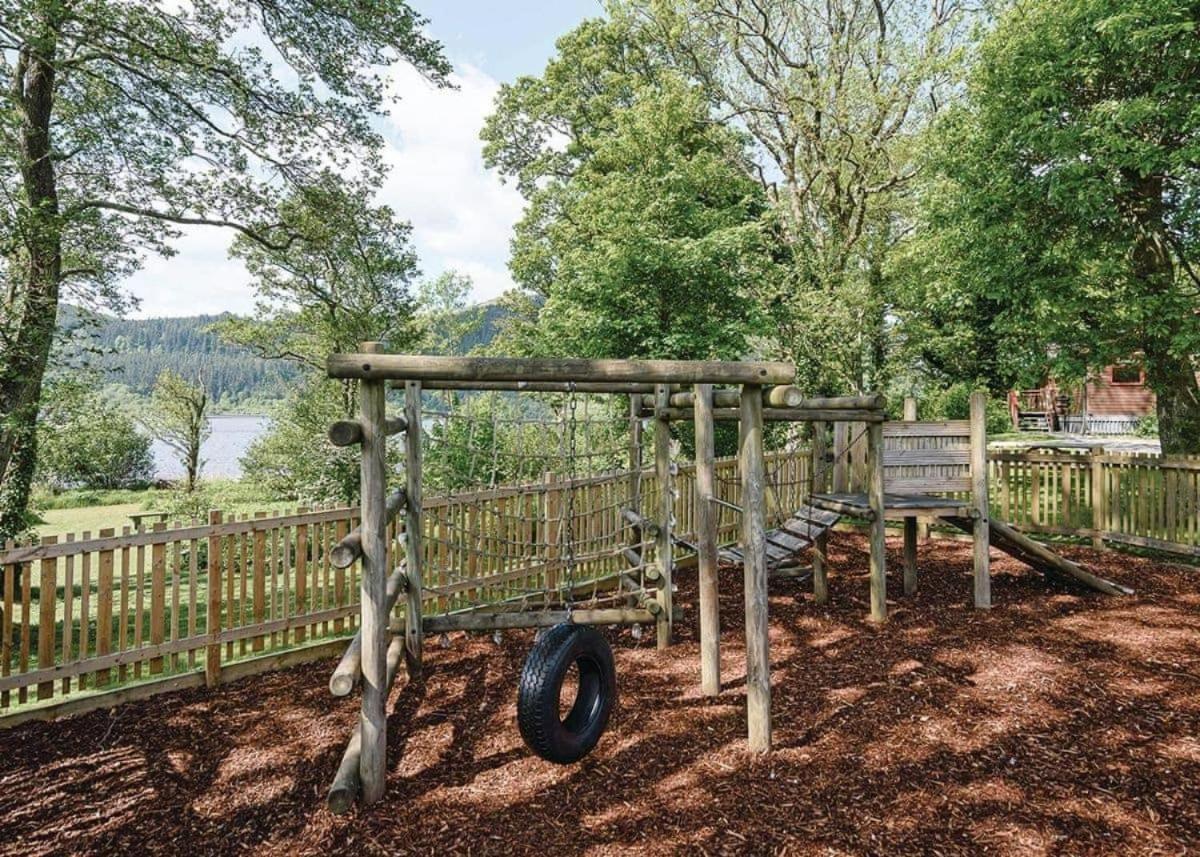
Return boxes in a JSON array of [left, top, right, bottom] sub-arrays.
[[2, 535, 1199, 856]]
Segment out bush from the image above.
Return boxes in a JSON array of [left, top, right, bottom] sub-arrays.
[[36, 379, 155, 491], [921, 383, 1011, 436], [1133, 414, 1159, 438]]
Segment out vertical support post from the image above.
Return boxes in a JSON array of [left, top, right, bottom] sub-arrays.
[[811, 421, 829, 605], [902, 397, 918, 422], [1090, 446, 1105, 549], [739, 384, 770, 751], [358, 342, 389, 806], [866, 419, 887, 622], [205, 510, 222, 687], [693, 384, 720, 695], [970, 391, 992, 609], [903, 517, 918, 596], [403, 380, 424, 674], [654, 384, 673, 649], [628, 396, 643, 555], [832, 422, 849, 493]]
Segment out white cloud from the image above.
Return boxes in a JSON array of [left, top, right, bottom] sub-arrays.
[[122, 59, 524, 318], [379, 62, 524, 302]]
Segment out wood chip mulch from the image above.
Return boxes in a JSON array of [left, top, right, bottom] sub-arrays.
[[2, 535, 1199, 856]]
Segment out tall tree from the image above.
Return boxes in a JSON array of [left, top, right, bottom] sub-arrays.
[[213, 178, 424, 417], [627, 0, 969, 392], [908, 0, 1200, 452], [482, 19, 767, 363], [145, 370, 210, 492], [0, 0, 449, 540]]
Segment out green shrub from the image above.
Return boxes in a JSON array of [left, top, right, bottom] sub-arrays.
[[1133, 414, 1159, 438], [921, 383, 1011, 435]]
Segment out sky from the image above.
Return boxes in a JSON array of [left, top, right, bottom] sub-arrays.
[[126, 1, 603, 318]]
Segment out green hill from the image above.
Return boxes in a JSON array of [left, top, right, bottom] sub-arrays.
[[56, 301, 509, 411]]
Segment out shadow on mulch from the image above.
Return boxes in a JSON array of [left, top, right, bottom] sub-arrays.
[[2, 535, 1199, 856]]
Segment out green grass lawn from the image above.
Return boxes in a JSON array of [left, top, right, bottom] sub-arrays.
[[36, 503, 149, 539]]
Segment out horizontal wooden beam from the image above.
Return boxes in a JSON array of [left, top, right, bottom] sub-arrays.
[[327, 416, 407, 447], [328, 354, 795, 386], [641, 385, 805, 410], [389, 380, 662, 394], [416, 607, 659, 633], [330, 489, 407, 569], [649, 407, 885, 423]]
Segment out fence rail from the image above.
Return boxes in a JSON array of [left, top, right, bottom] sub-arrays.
[[2, 445, 1197, 721]]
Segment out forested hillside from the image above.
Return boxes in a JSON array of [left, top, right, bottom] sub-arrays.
[[59, 308, 301, 409], [56, 302, 506, 411]]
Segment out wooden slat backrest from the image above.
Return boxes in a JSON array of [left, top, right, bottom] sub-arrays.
[[883, 421, 972, 495], [839, 420, 974, 496]]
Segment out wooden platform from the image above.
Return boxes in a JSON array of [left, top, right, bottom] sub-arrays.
[[811, 492, 976, 519]]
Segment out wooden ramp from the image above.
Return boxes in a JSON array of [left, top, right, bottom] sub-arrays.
[[941, 516, 1133, 596], [724, 504, 842, 575]]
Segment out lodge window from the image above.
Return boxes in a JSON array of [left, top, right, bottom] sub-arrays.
[[1110, 364, 1144, 385]]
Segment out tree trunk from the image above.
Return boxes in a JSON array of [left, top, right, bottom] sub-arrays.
[[0, 40, 61, 543], [1126, 173, 1200, 455], [1148, 352, 1200, 455]]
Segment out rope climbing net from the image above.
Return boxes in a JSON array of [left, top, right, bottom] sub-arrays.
[[416, 390, 660, 620]]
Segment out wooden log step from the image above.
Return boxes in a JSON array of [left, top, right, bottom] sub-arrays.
[[765, 530, 811, 553], [790, 504, 843, 528]]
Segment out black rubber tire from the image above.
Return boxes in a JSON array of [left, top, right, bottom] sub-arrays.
[[517, 623, 617, 764]]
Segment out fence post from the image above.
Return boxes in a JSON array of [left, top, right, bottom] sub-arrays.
[[970, 391, 991, 609], [205, 510, 222, 687], [1090, 447, 1105, 549]]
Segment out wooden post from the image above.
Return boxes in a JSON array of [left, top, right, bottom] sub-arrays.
[[811, 421, 829, 605], [205, 511, 222, 687], [358, 342, 390, 807], [1090, 447, 1105, 549], [970, 391, 992, 609], [693, 384, 719, 695], [903, 517, 918, 596], [654, 384, 673, 649], [832, 422, 849, 493], [740, 384, 771, 751], [867, 419, 887, 622], [403, 379, 424, 675]]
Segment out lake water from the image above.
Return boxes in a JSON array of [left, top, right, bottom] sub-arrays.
[[151, 414, 270, 480]]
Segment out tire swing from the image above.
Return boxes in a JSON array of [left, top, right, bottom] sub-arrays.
[[517, 387, 617, 764], [517, 623, 616, 764]]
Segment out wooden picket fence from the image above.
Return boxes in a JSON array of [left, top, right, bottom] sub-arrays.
[[4, 444, 1193, 723], [990, 449, 1200, 556], [0, 450, 809, 722]]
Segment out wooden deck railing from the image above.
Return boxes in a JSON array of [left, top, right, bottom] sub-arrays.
[[3, 445, 1195, 722]]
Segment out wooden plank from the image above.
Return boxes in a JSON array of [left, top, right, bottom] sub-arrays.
[[253, 515, 266, 652], [2, 553, 14, 708], [903, 517, 918, 596], [205, 511, 222, 687], [883, 421, 971, 437], [96, 530, 115, 686], [37, 537, 57, 700], [329, 353, 795, 385], [61, 536, 74, 695], [884, 449, 971, 466], [150, 523, 166, 674]]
